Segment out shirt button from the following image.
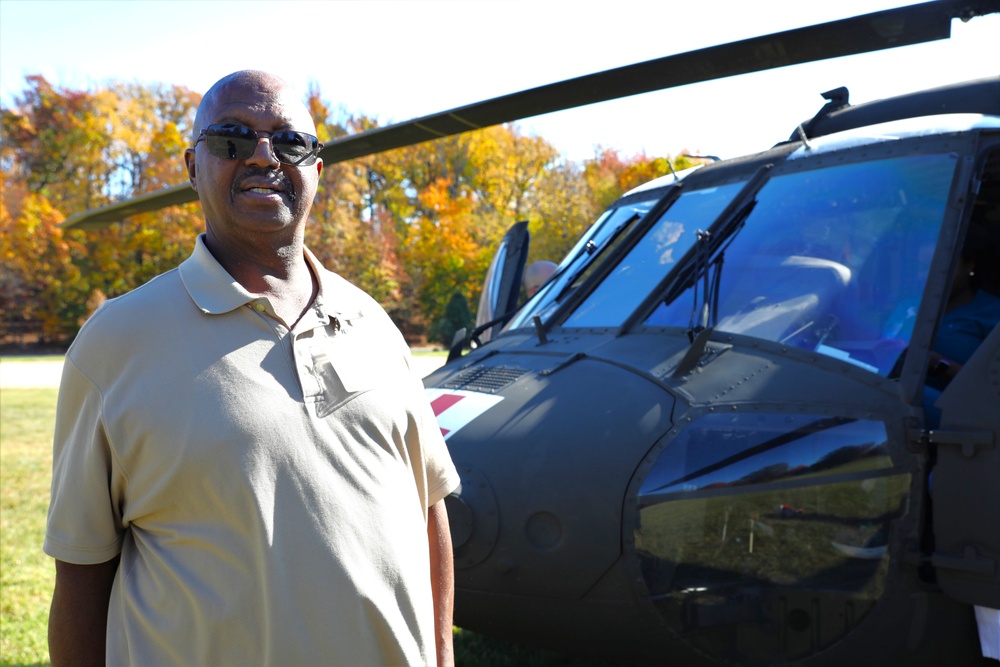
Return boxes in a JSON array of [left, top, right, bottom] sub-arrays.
[[254, 303, 266, 312]]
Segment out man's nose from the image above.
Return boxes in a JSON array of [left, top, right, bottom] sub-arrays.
[[246, 136, 280, 167]]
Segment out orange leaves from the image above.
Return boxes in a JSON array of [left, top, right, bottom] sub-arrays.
[[394, 176, 486, 339], [418, 177, 472, 218], [583, 148, 687, 210], [1, 192, 86, 338], [411, 190, 478, 277], [3, 75, 688, 345], [2, 76, 204, 342]]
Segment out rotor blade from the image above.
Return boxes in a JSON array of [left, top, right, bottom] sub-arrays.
[[62, 0, 991, 230], [315, 0, 966, 163], [64, 183, 198, 230]]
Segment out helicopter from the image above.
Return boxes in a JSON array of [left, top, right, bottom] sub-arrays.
[[62, 1, 999, 664], [430, 78, 1000, 666]]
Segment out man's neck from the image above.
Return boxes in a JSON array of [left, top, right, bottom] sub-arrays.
[[203, 229, 318, 327]]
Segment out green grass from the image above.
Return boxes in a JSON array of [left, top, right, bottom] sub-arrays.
[[0, 377, 602, 666], [453, 629, 619, 666], [1, 387, 57, 667]]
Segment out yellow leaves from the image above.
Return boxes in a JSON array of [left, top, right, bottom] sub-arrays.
[[4, 76, 689, 344], [3, 75, 204, 341], [584, 148, 682, 211], [100, 81, 198, 195], [8, 193, 65, 254], [401, 177, 492, 328], [1, 192, 84, 338], [306, 83, 336, 145]]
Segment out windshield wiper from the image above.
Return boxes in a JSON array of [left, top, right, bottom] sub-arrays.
[[652, 198, 755, 336], [552, 212, 641, 304], [686, 210, 748, 340], [621, 164, 772, 337], [689, 229, 714, 336]]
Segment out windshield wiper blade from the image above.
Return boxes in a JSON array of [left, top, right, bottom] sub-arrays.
[[686, 211, 748, 340], [621, 165, 772, 335], [688, 229, 713, 337], [658, 198, 756, 316], [553, 212, 641, 303]]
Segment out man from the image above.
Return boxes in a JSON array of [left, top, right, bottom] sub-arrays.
[[45, 71, 459, 666]]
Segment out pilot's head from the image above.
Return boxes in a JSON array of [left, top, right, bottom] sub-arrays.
[[524, 260, 558, 298]]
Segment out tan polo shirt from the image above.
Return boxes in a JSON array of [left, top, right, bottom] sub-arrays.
[[45, 235, 459, 666]]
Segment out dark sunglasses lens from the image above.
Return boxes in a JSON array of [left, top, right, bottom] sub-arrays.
[[201, 124, 319, 165], [272, 131, 319, 165], [204, 125, 256, 160]]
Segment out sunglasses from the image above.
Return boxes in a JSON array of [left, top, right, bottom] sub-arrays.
[[195, 123, 323, 166]]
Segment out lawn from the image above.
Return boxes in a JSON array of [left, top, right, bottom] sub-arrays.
[[0, 378, 608, 666], [1, 387, 57, 667]]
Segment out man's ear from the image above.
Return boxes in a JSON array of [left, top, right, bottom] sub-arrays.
[[184, 148, 197, 190], [315, 158, 323, 178]]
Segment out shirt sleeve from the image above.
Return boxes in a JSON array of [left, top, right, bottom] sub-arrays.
[[44, 356, 125, 564], [417, 391, 460, 507], [401, 344, 460, 508]]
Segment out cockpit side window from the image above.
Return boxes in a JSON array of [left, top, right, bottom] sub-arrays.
[[923, 145, 1000, 426], [505, 197, 659, 331]]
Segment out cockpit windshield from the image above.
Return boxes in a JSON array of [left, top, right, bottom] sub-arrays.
[[564, 182, 745, 328], [567, 153, 960, 376]]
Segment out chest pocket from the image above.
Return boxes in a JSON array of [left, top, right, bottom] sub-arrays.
[[310, 317, 407, 418]]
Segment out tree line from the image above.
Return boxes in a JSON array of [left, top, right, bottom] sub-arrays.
[[1, 75, 693, 346]]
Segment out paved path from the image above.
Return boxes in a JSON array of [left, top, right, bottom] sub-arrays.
[[0, 357, 65, 388], [0, 353, 447, 389]]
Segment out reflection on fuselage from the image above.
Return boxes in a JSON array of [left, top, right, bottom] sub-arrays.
[[635, 413, 909, 664]]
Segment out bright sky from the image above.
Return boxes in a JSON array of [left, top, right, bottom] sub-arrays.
[[0, 0, 996, 164]]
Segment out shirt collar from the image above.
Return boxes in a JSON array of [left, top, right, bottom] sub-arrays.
[[178, 235, 255, 315], [178, 234, 368, 324]]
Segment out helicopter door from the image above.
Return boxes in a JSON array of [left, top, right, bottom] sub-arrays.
[[474, 220, 530, 343], [931, 322, 1000, 609]]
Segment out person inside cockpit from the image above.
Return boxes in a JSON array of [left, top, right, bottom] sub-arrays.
[[923, 214, 1000, 663], [923, 221, 1000, 428]]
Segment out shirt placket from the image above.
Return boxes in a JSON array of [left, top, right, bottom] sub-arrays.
[[292, 302, 338, 403]]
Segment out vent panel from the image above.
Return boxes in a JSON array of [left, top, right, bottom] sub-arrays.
[[442, 365, 529, 393]]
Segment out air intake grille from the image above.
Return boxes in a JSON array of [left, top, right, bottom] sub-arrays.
[[441, 365, 529, 394]]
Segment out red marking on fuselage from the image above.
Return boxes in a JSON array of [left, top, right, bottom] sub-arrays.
[[430, 393, 464, 416]]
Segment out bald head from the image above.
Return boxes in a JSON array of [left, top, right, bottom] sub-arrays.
[[192, 71, 315, 146], [524, 260, 558, 297]]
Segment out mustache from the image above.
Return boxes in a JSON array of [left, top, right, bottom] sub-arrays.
[[231, 167, 296, 203]]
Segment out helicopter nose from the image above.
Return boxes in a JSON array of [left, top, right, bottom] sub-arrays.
[[444, 492, 473, 548], [444, 466, 499, 570]]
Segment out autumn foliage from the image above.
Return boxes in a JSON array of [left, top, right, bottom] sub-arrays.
[[2, 76, 688, 346]]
